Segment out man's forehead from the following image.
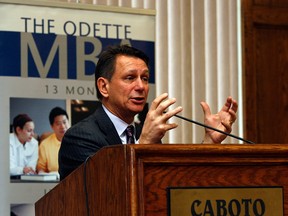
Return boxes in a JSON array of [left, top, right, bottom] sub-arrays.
[[115, 55, 148, 67]]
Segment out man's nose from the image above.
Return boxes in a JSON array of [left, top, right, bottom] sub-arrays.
[[135, 77, 145, 89]]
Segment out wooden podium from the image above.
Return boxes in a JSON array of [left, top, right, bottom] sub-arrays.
[[35, 144, 288, 215]]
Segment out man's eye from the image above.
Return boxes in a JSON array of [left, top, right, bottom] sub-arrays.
[[142, 76, 149, 82], [126, 76, 134, 80]]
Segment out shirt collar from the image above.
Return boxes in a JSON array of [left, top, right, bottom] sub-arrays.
[[102, 104, 135, 137]]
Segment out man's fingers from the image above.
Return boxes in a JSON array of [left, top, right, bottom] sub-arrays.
[[230, 99, 238, 113], [164, 122, 179, 131], [221, 121, 232, 133], [150, 93, 169, 111], [200, 101, 211, 117], [228, 109, 237, 123], [162, 106, 183, 121], [157, 97, 177, 114], [150, 93, 183, 117], [222, 97, 238, 113]]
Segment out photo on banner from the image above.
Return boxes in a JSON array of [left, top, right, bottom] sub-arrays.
[[9, 97, 66, 181]]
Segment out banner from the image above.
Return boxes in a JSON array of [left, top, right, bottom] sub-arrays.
[[0, 1, 155, 215]]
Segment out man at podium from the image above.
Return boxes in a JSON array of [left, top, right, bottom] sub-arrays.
[[58, 45, 238, 180]]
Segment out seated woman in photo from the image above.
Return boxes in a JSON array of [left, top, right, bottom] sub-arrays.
[[10, 114, 38, 176]]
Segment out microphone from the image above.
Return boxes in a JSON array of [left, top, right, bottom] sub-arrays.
[[171, 113, 254, 144]]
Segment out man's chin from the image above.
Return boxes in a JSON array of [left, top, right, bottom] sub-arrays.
[[129, 106, 145, 114]]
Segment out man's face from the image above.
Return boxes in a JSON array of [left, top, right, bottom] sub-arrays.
[[51, 115, 70, 141], [102, 55, 150, 123]]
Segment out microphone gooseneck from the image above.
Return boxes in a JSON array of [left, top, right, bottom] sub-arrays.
[[172, 113, 254, 144]]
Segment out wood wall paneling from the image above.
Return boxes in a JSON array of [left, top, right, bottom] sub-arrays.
[[243, 0, 288, 143]]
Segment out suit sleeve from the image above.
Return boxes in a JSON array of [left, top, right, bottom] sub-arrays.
[[58, 118, 113, 180]]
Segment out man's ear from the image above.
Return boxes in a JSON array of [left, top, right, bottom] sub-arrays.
[[97, 77, 109, 98]]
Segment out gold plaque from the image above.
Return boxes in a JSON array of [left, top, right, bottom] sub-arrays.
[[168, 187, 283, 216]]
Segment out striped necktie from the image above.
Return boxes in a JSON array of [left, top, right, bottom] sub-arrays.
[[125, 125, 135, 144]]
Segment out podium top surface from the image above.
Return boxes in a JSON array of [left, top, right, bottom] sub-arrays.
[[102, 143, 288, 156]]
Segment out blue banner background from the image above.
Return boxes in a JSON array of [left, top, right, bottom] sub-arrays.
[[0, 31, 155, 83]]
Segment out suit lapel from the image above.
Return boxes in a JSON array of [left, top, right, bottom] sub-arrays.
[[92, 105, 144, 144], [93, 106, 123, 145]]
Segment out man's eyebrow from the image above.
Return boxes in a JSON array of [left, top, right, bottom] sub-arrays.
[[144, 69, 150, 73], [127, 69, 150, 73]]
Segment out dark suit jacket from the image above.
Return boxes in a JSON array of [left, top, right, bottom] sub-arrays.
[[58, 105, 142, 180]]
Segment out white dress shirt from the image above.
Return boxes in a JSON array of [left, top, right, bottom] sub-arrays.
[[102, 105, 137, 144], [10, 133, 38, 175]]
